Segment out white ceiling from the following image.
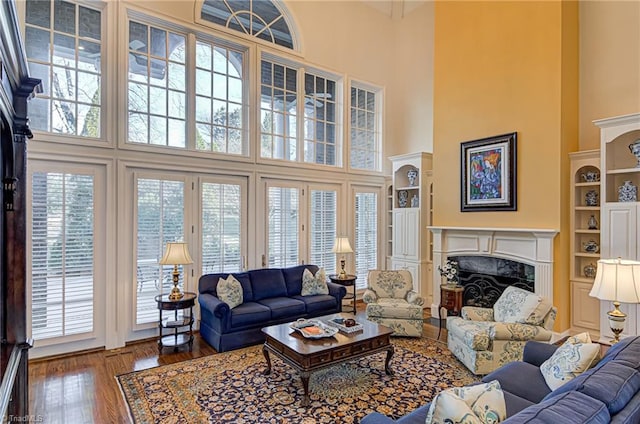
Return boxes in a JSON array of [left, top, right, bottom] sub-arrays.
[[360, 0, 428, 19]]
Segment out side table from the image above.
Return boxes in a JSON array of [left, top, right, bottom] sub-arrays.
[[328, 274, 357, 314], [155, 292, 197, 353], [438, 284, 464, 341]]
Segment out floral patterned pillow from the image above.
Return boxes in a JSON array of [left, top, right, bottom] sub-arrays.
[[425, 380, 506, 424], [217, 275, 243, 309], [301, 268, 328, 296], [540, 332, 601, 390]]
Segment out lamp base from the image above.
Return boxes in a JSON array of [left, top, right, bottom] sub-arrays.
[[339, 258, 347, 279], [607, 302, 626, 344], [168, 267, 184, 300]]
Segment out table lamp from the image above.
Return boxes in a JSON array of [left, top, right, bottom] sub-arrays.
[[332, 236, 353, 279], [159, 242, 193, 300], [589, 258, 640, 343]]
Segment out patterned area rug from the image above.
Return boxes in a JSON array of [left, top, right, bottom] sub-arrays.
[[117, 337, 476, 423]]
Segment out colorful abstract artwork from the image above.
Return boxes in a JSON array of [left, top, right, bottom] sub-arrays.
[[461, 133, 517, 211]]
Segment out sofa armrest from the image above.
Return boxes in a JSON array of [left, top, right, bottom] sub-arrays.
[[461, 306, 494, 321], [522, 340, 559, 367], [326, 281, 347, 301], [406, 290, 424, 306], [491, 322, 553, 342], [199, 292, 230, 319], [360, 412, 397, 424], [363, 289, 378, 304]]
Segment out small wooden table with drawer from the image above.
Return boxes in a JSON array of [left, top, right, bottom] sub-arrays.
[[438, 284, 464, 340], [261, 313, 394, 406]]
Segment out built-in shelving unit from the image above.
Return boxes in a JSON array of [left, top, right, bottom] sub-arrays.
[[569, 150, 601, 335], [389, 152, 433, 305]]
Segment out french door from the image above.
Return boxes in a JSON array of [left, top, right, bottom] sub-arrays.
[[264, 179, 338, 273]]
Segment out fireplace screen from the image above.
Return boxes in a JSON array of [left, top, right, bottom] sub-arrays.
[[449, 255, 535, 308]]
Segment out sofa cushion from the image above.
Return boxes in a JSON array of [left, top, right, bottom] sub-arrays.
[[504, 391, 610, 423], [540, 333, 601, 390], [425, 380, 506, 424], [216, 275, 244, 309], [293, 294, 338, 315], [199, 272, 254, 302], [493, 286, 544, 324], [282, 264, 318, 296], [482, 361, 551, 403], [230, 302, 272, 328], [301, 267, 328, 296], [600, 336, 640, 370], [250, 268, 288, 300], [544, 361, 640, 415], [257, 297, 306, 319]]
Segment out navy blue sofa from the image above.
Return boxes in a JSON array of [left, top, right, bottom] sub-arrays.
[[198, 265, 347, 352], [362, 335, 640, 423]]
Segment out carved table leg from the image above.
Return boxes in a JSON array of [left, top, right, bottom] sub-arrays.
[[384, 346, 395, 375], [300, 371, 311, 406], [262, 345, 272, 375]]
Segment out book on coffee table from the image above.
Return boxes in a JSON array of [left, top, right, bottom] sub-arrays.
[[325, 318, 363, 333]]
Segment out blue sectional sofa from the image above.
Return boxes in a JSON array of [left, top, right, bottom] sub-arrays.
[[362, 335, 640, 423], [198, 265, 347, 352]]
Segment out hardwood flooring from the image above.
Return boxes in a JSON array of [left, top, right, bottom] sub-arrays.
[[28, 306, 444, 423]]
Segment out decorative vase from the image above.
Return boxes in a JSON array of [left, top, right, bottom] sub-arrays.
[[581, 171, 600, 183], [588, 215, 598, 230], [629, 139, 640, 168], [407, 168, 418, 186], [585, 189, 599, 206], [410, 194, 419, 208], [583, 263, 597, 279], [583, 239, 600, 253], [618, 180, 638, 202], [398, 190, 408, 208]]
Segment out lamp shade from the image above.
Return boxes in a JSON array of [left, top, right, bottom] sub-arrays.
[[159, 242, 194, 265], [589, 258, 640, 303], [332, 236, 353, 254]]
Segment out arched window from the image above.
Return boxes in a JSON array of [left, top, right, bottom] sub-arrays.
[[200, 0, 296, 50]]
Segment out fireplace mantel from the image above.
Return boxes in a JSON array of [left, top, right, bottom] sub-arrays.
[[428, 226, 558, 318]]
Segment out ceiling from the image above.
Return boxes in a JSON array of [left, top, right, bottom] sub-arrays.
[[360, 0, 428, 19]]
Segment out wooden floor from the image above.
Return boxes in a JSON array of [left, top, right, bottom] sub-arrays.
[[28, 306, 443, 423]]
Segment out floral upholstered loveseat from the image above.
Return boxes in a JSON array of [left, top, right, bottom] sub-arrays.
[[447, 286, 557, 375], [363, 270, 424, 337]]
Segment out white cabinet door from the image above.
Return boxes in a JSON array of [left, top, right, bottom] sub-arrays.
[[392, 210, 406, 257], [404, 208, 420, 261], [602, 204, 637, 259]]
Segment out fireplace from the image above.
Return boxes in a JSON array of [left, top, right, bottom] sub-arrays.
[[450, 255, 535, 308], [428, 226, 558, 317]]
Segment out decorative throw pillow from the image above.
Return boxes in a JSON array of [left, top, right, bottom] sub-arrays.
[[301, 268, 328, 296], [217, 274, 243, 309], [493, 286, 542, 324], [425, 380, 506, 424], [540, 332, 601, 390]]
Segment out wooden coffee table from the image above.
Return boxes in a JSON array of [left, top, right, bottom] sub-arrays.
[[261, 313, 394, 406]]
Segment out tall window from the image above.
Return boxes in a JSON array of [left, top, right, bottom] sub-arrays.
[[260, 59, 341, 166], [201, 181, 243, 273], [354, 190, 378, 289], [200, 0, 295, 50], [128, 21, 186, 147], [309, 190, 337, 272], [267, 186, 299, 267], [30, 172, 95, 340], [24, 0, 103, 137], [350, 85, 381, 171], [135, 177, 184, 325]]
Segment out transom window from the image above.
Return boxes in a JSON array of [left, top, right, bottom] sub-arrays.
[[24, 0, 103, 137], [200, 0, 295, 50]]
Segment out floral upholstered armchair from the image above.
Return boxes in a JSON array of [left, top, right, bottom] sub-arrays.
[[363, 270, 424, 337], [447, 286, 557, 375]]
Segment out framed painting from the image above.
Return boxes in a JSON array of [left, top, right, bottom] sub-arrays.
[[460, 132, 517, 212]]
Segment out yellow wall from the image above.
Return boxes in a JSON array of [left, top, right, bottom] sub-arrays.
[[579, 0, 640, 150], [432, 1, 578, 329]]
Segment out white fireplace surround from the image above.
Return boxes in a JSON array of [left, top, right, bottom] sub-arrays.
[[428, 226, 558, 318]]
